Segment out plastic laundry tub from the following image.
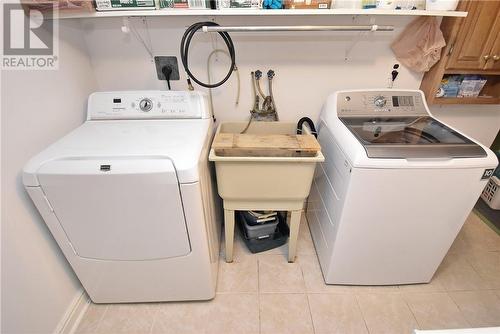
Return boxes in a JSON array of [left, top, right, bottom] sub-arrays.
[[209, 122, 324, 211]]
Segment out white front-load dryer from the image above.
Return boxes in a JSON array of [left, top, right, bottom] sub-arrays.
[[23, 91, 220, 303]]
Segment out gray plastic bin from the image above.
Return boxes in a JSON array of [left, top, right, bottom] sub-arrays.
[[240, 212, 278, 239]]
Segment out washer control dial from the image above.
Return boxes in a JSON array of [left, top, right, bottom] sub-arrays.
[[374, 96, 387, 108], [139, 98, 153, 112]]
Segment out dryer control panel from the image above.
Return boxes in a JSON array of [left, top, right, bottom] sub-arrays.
[[87, 91, 210, 120], [337, 90, 428, 117]]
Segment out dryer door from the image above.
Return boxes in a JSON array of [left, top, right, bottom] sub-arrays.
[[36, 157, 191, 261]]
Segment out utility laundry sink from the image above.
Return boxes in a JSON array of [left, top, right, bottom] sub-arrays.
[[209, 121, 324, 262]]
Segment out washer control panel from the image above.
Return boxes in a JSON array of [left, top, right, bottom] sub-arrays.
[[87, 91, 210, 120], [337, 90, 428, 117]]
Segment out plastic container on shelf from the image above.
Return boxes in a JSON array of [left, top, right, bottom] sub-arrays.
[[21, 0, 94, 11], [376, 0, 396, 9], [283, 0, 331, 9], [394, 0, 424, 9], [425, 0, 458, 11], [332, 0, 362, 9]]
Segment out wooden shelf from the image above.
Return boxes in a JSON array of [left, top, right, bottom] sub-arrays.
[[433, 97, 500, 105], [444, 69, 500, 75], [54, 8, 468, 20]]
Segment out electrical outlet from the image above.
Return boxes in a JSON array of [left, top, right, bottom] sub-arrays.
[[154, 56, 180, 81]]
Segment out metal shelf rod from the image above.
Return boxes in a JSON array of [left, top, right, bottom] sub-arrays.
[[201, 24, 394, 32]]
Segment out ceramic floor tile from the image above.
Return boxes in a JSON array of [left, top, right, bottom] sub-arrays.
[[352, 285, 401, 294], [153, 296, 258, 334], [464, 251, 500, 289], [97, 303, 158, 334], [460, 213, 500, 252], [298, 255, 357, 294], [297, 255, 399, 294], [356, 293, 419, 334], [297, 214, 316, 255], [258, 255, 306, 293], [398, 277, 446, 293], [75, 210, 500, 334], [449, 290, 500, 327], [220, 232, 254, 261], [152, 300, 212, 334], [402, 292, 469, 330], [205, 294, 259, 334], [433, 253, 489, 291], [308, 293, 368, 334], [260, 293, 314, 334], [448, 230, 469, 255], [216, 256, 258, 293], [75, 303, 108, 334]]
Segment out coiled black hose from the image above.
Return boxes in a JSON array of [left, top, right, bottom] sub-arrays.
[[180, 22, 236, 89]]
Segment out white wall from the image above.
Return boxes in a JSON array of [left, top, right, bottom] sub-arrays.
[[80, 15, 499, 146], [1, 20, 97, 334], [430, 105, 500, 147]]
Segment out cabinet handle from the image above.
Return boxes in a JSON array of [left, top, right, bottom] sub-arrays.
[[493, 55, 500, 61], [483, 55, 490, 61]]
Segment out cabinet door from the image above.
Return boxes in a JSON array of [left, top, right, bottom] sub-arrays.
[[446, 0, 500, 71], [485, 25, 500, 70]]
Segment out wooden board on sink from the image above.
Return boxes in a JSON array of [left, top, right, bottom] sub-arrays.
[[212, 133, 321, 157]]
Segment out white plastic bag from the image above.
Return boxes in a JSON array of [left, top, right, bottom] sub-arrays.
[[391, 17, 446, 73]]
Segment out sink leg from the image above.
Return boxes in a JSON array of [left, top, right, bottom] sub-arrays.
[[288, 210, 302, 263], [224, 209, 235, 263]]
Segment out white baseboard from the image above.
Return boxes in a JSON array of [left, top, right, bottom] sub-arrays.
[[54, 289, 90, 334]]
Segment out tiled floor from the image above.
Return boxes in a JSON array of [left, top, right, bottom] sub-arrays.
[[76, 212, 500, 334]]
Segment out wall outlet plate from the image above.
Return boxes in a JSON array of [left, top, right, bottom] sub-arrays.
[[154, 56, 180, 80]]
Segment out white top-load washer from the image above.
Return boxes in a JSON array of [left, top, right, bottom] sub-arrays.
[[23, 91, 220, 303], [307, 89, 498, 286]]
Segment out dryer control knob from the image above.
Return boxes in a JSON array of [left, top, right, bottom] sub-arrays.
[[139, 98, 153, 112], [374, 96, 387, 108]]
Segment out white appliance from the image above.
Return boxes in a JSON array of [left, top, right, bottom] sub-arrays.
[[307, 89, 498, 285], [23, 91, 220, 303]]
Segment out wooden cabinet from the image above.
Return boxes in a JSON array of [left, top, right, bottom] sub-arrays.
[[446, 1, 500, 71], [486, 32, 500, 71], [420, 0, 500, 105]]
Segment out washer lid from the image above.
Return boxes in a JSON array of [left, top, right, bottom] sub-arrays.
[[23, 118, 211, 186], [339, 116, 486, 159]]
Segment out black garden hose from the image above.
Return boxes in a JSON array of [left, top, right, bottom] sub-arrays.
[[180, 22, 236, 89]]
